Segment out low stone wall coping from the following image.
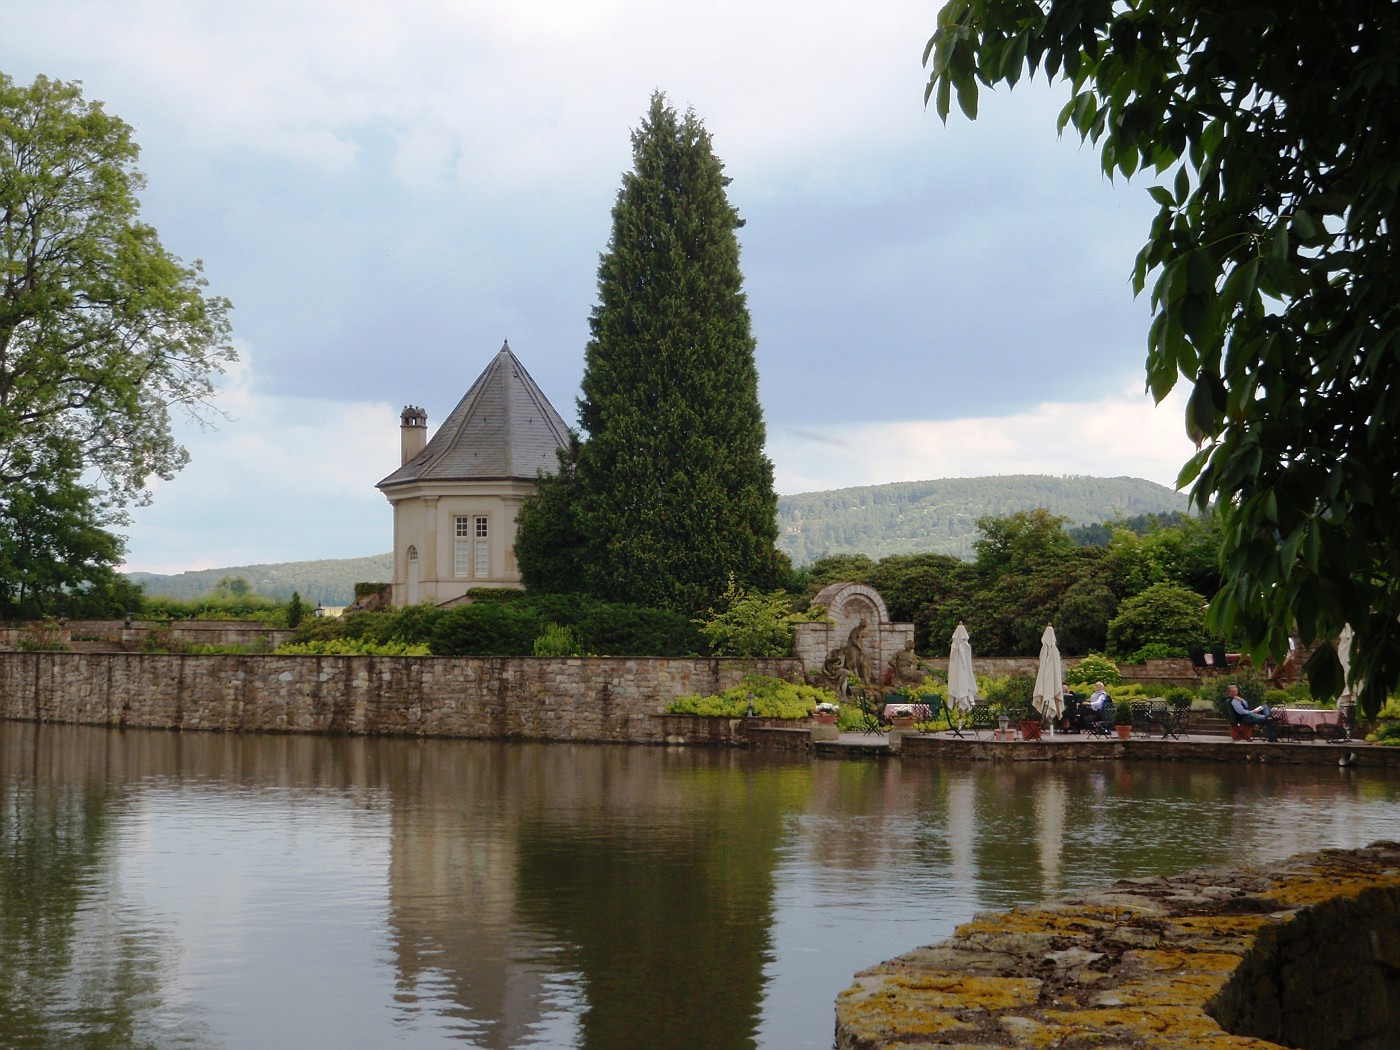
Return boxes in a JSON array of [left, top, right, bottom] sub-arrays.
[[835, 841, 1400, 1049]]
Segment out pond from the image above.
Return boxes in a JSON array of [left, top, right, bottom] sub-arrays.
[[1, 723, 1395, 1049]]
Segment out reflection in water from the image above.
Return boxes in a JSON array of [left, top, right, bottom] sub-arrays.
[[1, 724, 1398, 1050]]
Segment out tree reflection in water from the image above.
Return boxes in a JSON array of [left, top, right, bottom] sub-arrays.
[[0, 723, 1397, 1050]]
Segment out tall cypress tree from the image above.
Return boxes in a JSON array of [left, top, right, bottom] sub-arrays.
[[572, 93, 783, 614]]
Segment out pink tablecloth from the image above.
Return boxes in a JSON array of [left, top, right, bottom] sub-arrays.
[[1277, 708, 1343, 728]]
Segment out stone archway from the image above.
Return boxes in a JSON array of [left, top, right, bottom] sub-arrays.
[[793, 582, 913, 689]]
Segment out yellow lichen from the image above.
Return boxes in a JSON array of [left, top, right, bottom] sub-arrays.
[[836, 847, 1400, 1050], [1265, 870, 1399, 907], [1127, 949, 1245, 975], [1172, 914, 1274, 936]]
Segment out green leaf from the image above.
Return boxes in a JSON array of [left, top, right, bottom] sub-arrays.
[[955, 74, 980, 120], [1147, 184, 1175, 207]]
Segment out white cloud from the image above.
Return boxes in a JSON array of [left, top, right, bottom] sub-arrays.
[[122, 343, 399, 574], [769, 379, 1198, 495], [6, 0, 1188, 572]]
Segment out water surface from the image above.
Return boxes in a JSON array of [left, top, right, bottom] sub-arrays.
[[1, 724, 1395, 1049]]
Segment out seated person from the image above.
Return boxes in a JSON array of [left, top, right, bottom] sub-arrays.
[[1227, 684, 1276, 741], [1058, 682, 1085, 730], [1073, 682, 1111, 732]]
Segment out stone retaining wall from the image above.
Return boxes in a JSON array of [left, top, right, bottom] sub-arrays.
[[0, 619, 295, 650], [0, 652, 802, 743], [835, 841, 1400, 1049]]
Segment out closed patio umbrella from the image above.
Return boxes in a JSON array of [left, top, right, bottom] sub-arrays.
[[947, 622, 978, 733], [1338, 623, 1361, 726], [1032, 624, 1064, 735]]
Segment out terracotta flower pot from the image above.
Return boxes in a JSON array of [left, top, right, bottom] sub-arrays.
[[1116, 725, 1132, 740], [815, 712, 838, 726]]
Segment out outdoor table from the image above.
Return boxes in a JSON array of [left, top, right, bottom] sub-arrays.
[[1276, 707, 1349, 742]]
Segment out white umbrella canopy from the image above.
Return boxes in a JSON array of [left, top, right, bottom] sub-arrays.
[[947, 621, 978, 716], [1032, 624, 1064, 730], [1338, 623, 1362, 719]]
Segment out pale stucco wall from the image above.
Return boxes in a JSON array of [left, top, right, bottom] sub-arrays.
[[386, 479, 538, 605]]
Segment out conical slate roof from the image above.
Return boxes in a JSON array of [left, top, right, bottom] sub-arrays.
[[377, 342, 571, 489]]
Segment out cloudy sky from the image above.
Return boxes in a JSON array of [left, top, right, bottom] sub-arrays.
[[3, 0, 1197, 574]]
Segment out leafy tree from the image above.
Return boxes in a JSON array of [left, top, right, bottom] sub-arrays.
[[867, 553, 977, 651], [804, 553, 878, 593], [972, 509, 1073, 577], [566, 92, 784, 615], [213, 576, 252, 599], [1052, 579, 1118, 654], [287, 591, 306, 629], [515, 436, 587, 594], [925, 1, 1400, 715], [0, 445, 128, 617], [696, 577, 801, 658], [1106, 581, 1207, 659], [1105, 512, 1223, 599], [0, 73, 234, 507]]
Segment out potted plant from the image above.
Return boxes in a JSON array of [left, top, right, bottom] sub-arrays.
[[813, 701, 840, 725], [1113, 700, 1134, 739], [885, 702, 917, 729]]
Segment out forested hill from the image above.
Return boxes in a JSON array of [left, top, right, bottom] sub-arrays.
[[126, 553, 393, 606], [125, 475, 1188, 601], [777, 474, 1190, 565]]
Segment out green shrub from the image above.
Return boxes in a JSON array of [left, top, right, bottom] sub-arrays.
[[280, 593, 706, 657], [138, 625, 190, 653], [1367, 721, 1400, 745], [1126, 642, 1187, 662], [1065, 653, 1122, 687], [1163, 686, 1197, 707], [188, 640, 274, 654], [275, 638, 431, 656], [139, 593, 286, 623], [695, 578, 799, 657], [667, 675, 833, 718], [430, 604, 541, 656], [533, 623, 583, 657], [982, 671, 1035, 711], [1204, 669, 1266, 717], [16, 637, 69, 652], [1113, 700, 1134, 726], [1106, 581, 1206, 658]]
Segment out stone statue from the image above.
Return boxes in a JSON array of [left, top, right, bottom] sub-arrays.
[[841, 618, 873, 687], [889, 639, 923, 688], [821, 647, 850, 699]]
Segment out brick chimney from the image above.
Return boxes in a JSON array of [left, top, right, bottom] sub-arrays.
[[399, 405, 428, 465]]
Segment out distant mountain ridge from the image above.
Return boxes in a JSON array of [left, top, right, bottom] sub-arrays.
[[776, 474, 1190, 564], [126, 553, 394, 606], [126, 475, 1190, 600]]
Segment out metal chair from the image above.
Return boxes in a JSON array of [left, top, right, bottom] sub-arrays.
[[1210, 643, 1232, 671], [854, 690, 884, 735], [1162, 702, 1190, 739], [1081, 701, 1112, 737], [916, 693, 949, 734], [1187, 645, 1213, 678], [968, 703, 1001, 738], [1130, 700, 1155, 738]]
